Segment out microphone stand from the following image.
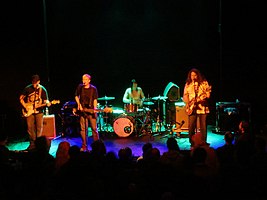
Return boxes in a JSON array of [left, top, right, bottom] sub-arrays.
[[193, 81, 200, 134]]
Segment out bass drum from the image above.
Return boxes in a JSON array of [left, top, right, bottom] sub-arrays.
[[113, 115, 135, 137]]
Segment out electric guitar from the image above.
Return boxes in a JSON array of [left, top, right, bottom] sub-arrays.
[[185, 93, 210, 115], [73, 107, 113, 117], [185, 84, 211, 115], [22, 100, 60, 117], [185, 98, 197, 115]]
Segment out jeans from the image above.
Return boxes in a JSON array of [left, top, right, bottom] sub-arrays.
[[26, 113, 44, 147], [188, 113, 207, 145], [80, 114, 99, 147]]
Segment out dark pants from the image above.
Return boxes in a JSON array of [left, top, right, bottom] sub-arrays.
[[26, 113, 44, 148], [80, 114, 99, 147], [188, 113, 207, 146]]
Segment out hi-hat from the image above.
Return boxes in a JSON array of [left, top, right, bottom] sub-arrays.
[[98, 96, 115, 101], [151, 95, 168, 101]]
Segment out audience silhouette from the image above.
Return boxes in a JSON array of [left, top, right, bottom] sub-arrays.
[[3, 119, 267, 199]]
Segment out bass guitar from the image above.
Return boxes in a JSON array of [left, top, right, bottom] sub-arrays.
[[22, 100, 60, 117], [73, 107, 113, 117]]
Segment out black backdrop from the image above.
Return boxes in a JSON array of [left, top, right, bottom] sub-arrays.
[[1, 0, 266, 137]]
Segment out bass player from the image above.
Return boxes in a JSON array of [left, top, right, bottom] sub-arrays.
[[75, 73, 99, 151], [183, 68, 211, 148]]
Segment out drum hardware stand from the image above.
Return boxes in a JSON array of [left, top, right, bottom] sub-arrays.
[[155, 98, 165, 134], [97, 112, 104, 132], [100, 101, 113, 133], [102, 113, 111, 132], [138, 108, 154, 138]]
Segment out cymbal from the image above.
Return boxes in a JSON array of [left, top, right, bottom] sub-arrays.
[[151, 95, 168, 101], [143, 101, 154, 106], [97, 96, 115, 101]]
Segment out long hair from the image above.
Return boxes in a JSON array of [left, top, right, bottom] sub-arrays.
[[130, 79, 138, 91], [185, 68, 206, 84]]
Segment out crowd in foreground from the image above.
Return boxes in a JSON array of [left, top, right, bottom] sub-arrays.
[[0, 121, 267, 200]]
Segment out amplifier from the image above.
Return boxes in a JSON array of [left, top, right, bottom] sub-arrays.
[[43, 114, 56, 139], [175, 105, 189, 131], [215, 102, 251, 132], [174, 102, 200, 132]]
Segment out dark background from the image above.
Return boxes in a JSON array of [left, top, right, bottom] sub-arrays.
[[1, 0, 266, 138]]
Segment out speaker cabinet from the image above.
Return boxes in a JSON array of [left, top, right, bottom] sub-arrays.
[[43, 114, 56, 139], [215, 102, 251, 132]]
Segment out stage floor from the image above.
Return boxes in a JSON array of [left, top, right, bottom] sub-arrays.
[[7, 125, 224, 158]]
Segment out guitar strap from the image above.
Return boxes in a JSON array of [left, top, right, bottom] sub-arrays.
[[34, 86, 43, 110], [39, 87, 42, 100]]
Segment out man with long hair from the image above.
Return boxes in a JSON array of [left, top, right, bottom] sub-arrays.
[[183, 68, 211, 147], [123, 79, 145, 112]]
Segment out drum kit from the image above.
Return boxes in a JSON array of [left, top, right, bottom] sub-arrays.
[[96, 95, 168, 137]]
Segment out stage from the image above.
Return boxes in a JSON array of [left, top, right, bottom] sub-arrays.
[[7, 125, 224, 158]]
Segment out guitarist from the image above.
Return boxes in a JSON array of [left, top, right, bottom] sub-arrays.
[[75, 73, 99, 152], [183, 68, 211, 148], [19, 74, 51, 150]]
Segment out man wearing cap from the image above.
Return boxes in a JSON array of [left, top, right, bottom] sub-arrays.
[[19, 74, 51, 150]]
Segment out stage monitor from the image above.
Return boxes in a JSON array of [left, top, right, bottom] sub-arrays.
[[163, 82, 180, 102]]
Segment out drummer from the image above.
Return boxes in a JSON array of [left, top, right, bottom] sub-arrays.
[[123, 79, 145, 112]]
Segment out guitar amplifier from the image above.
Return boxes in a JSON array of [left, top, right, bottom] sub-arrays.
[[175, 104, 189, 131], [215, 102, 251, 132], [43, 114, 56, 139]]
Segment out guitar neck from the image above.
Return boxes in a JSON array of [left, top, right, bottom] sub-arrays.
[[27, 100, 59, 109], [83, 108, 103, 113], [83, 107, 112, 113], [36, 103, 47, 109]]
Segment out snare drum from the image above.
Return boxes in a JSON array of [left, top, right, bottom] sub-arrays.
[[124, 103, 138, 113], [113, 115, 135, 137]]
